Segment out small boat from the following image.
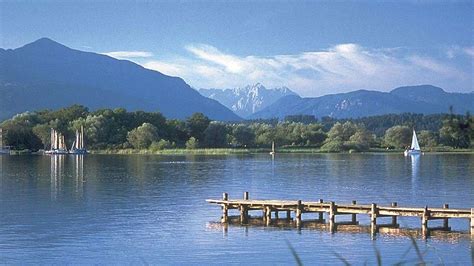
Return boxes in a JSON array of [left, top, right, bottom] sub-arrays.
[[269, 141, 275, 155], [404, 129, 421, 156], [0, 128, 11, 154], [69, 126, 87, 155], [45, 128, 68, 155]]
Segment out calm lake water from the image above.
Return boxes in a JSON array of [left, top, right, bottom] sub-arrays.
[[0, 153, 473, 264]]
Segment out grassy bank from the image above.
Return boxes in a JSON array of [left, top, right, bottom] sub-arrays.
[[90, 147, 474, 155]]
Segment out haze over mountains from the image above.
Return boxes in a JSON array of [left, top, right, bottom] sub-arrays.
[[199, 84, 296, 118], [0, 38, 240, 121], [249, 85, 474, 119]]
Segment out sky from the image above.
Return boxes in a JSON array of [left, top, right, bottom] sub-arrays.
[[1, 1, 473, 97]]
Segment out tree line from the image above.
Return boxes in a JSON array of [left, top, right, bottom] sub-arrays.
[[1, 105, 472, 151]]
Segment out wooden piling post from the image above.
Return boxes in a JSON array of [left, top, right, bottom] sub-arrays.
[[370, 203, 377, 225], [443, 204, 449, 230], [275, 211, 279, 219], [318, 199, 324, 221], [286, 210, 291, 220], [329, 201, 336, 223], [240, 192, 248, 223], [265, 206, 272, 221], [421, 205, 429, 232], [296, 200, 302, 224], [470, 208, 474, 235], [391, 202, 398, 226], [221, 193, 228, 223], [351, 200, 357, 224]]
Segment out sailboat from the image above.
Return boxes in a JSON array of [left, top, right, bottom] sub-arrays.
[[45, 128, 68, 155], [404, 129, 421, 156], [0, 128, 11, 154], [69, 126, 87, 154], [269, 141, 275, 155]]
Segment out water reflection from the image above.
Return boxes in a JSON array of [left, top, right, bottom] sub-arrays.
[[214, 217, 471, 243], [410, 154, 421, 183], [74, 155, 84, 199], [50, 155, 64, 200]]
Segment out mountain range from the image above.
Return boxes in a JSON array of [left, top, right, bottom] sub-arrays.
[[249, 85, 474, 119], [199, 84, 296, 118], [2, 38, 472, 123], [0, 38, 241, 121]]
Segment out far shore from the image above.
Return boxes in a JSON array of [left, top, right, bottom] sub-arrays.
[[6, 147, 474, 156], [89, 147, 474, 155]]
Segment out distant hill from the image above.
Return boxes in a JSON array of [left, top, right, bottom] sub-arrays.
[[199, 83, 297, 118], [0, 38, 241, 121], [251, 85, 474, 119]]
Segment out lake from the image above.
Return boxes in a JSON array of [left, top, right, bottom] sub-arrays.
[[0, 153, 473, 264]]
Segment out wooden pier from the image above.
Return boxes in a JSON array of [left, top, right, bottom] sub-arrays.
[[206, 192, 474, 236]]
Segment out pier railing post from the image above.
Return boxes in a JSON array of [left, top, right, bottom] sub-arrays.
[[421, 205, 429, 235], [329, 201, 336, 223], [443, 204, 449, 230], [318, 199, 324, 221], [391, 202, 398, 226], [370, 203, 378, 237], [296, 200, 302, 225], [221, 193, 228, 223], [351, 200, 357, 224], [265, 206, 272, 221], [470, 208, 474, 235], [370, 203, 377, 224], [240, 192, 249, 224]]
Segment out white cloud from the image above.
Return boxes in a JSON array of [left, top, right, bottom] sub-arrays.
[[141, 44, 471, 97], [464, 46, 474, 58], [446, 45, 474, 59], [103, 51, 154, 60]]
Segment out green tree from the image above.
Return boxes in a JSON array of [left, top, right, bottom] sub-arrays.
[[384, 126, 411, 149], [418, 130, 438, 148], [127, 123, 159, 149], [439, 113, 471, 148], [185, 137, 199, 149], [232, 125, 255, 147], [349, 127, 374, 151], [32, 124, 51, 149], [186, 113, 210, 141], [150, 139, 175, 151], [203, 122, 228, 148], [321, 121, 368, 151]]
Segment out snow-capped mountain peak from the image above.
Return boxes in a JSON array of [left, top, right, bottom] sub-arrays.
[[199, 84, 298, 118]]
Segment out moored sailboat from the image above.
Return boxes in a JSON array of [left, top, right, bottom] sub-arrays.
[[404, 129, 421, 156], [45, 128, 68, 155], [69, 126, 87, 154], [269, 141, 275, 155]]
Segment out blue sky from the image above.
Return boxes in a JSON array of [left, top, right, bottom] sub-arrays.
[[1, 1, 472, 96]]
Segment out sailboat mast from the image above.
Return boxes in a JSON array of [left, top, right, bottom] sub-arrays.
[[75, 130, 79, 149], [53, 129, 57, 150], [81, 125, 84, 149]]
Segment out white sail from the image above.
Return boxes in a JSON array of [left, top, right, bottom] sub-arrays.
[[75, 130, 79, 149], [411, 130, 421, 151]]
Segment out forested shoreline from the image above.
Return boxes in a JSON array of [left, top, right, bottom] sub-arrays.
[[1, 105, 472, 152]]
